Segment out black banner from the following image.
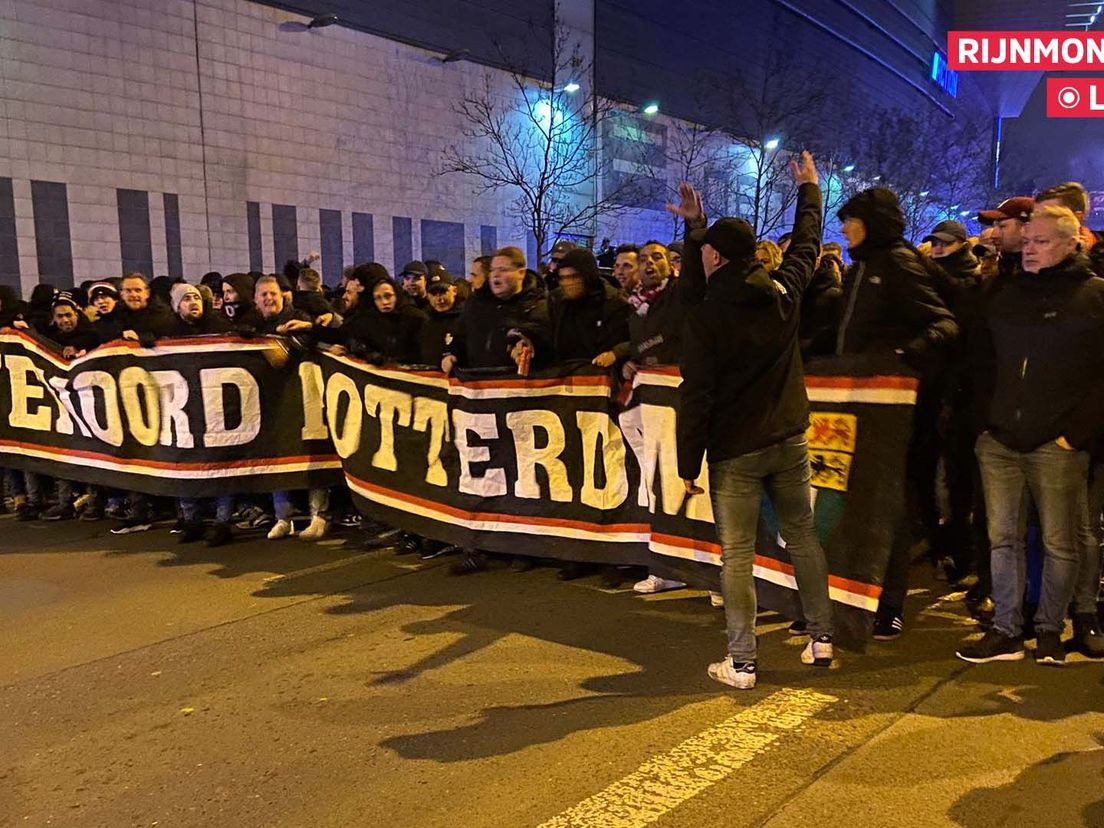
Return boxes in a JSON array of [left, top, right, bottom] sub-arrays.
[[0, 333, 917, 637], [0, 331, 341, 496]]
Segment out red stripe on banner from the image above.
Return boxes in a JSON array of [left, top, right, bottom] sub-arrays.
[[639, 366, 681, 378], [804, 375, 919, 391], [450, 375, 613, 390], [0, 439, 339, 472], [652, 532, 882, 599], [1, 329, 72, 365], [347, 474, 651, 535]]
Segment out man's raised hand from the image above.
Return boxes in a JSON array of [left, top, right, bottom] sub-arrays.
[[665, 182, 705, 226], [789, 150, 818, 187]]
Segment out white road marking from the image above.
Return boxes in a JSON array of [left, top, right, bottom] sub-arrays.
[[537, 687, 837, 828]]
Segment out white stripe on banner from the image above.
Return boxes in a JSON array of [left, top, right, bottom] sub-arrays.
[[346, 477, 651, 545], [536, 688, 837, 828], [448, 383, 612, 400], [0, 444, 342, 479], [75, 342, 276, 364], [647, 539, 880, 612], [635, 371, 919, 406], [806, 387, 917, 405]]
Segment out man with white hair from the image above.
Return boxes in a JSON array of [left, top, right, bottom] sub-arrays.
[[958, 204, 1104, 666]]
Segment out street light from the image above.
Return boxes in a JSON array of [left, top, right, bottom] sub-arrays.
[[765, 138, 780, 150], [642, 102, 659, 115], [919, 191, 930, 197], [563, 82, 580, 93], [308, 14, 338, 28], [842, 164, 856, 173]]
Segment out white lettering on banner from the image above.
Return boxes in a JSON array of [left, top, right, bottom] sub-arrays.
[[637, 403, 712, 522], [364, 386, 412, 472], [453, 410, 508, 497], [412, 396, 449, 486], [118, 366, 160, 447], [4, 354, 53, 432], [576, 411, 629, 510], [506, 410, 573, 502], [150, 370, 192, 448], [47, 377, 87, 437], [299, 362, 329, 441], [200, 367, 260, 448], [617, 405, 651, 508], [325, 372, 362, 458], [73, 371, 124, 447]]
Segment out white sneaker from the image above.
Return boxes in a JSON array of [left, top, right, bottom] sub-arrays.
[[267, 519, 294, 540], [633, 574, 687, 594], [709, 591, 724, 608], [800, 635, 834, 667], [707, 658, 757, 689], [298, 515, 329, 541]]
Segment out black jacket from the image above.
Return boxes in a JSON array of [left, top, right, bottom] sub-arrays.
[[166, 311, 233, 338], [834, 242, 958, 371], [95, 300, 176, 345], [446, 282, 550, 370], [419, 305, 463, 366], [677, 182, 823, 481], [624, 281, 683, 365], [342, 303, 427, 364], [799, 259, 844, 358], [256, 306, 312, 335], [976, 254, 1104, 452], [45, 317, 100, 355], [549, 279, 632, 363], [293, 290, 334, 320]]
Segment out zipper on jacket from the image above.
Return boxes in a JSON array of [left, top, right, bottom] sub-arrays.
[[834, 262, 865, 356]]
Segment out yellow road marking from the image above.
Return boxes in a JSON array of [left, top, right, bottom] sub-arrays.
[[537, 688, 836, 828]]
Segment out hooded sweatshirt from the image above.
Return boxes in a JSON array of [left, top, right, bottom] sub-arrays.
[[549, 249, 632, 363], [834, 188, 958, 371]]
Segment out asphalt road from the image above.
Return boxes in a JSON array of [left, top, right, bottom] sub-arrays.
[[2, 517, 1102, 828]]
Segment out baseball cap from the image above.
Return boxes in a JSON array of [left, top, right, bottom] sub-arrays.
[[426, 271, 454, 292], [549, 240, 576, 260], [88, 282, 118, 301], [922, 220, 968, 245], [400, 260, 428, 278], [978, 196, 1034, 226], [703, 217, 757, 262]]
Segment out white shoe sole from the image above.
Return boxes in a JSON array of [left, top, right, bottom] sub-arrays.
[[707, 662, 756, 690], [955, 650, 1025, 663]]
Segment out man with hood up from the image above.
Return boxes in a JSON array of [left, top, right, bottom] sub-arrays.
[[672, 151, 833, 691], [548, 248, 631, 366], [835, 187, 958, 642], [221, 273, 262, 331]]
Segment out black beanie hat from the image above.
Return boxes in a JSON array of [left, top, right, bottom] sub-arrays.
[[558, 248, 599, 281], [837, 187, 906, 247], [703, 218, 757, 263]]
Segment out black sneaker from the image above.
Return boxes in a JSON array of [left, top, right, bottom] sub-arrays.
[[169, 518, 187, 534], [956, 630, 1025, 663], [449, 550, 487, 576], [206, 521, 233, 548], [1034, 631, 1066, 666], [788, 619, 808, 636], [872, 613, 904, 642], [395, 533, 422, 556], [510, 556, 536, 573], [361, 526, 403, 549], [41, 503, 75, 521], [419, 542, 457, 561], [178, 521, 206, 543], [1067, 613, 1104, 660], [15, 503, 39, 522], [558, 562, 593, 581]]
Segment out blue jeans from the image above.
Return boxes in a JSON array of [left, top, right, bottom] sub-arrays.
[[272, 488, 330, 521], [179, 496, 234, 524], [1074, 462, 1104, 615], [709, 434, 833, 663], [976, 432, 1089, 637]]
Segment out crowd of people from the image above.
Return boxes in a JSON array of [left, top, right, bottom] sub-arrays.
[[2, 156, 1104, 690]]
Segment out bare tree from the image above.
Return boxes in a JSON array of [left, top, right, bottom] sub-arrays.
[[440, 24, 638, 263], [849, 107, 995, 240], [710, 53, 832, 238]]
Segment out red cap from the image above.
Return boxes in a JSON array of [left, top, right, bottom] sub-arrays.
[[978, 196, 1034, 226]]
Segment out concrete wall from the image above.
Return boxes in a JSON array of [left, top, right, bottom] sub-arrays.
[[0, 0, 534, 294]]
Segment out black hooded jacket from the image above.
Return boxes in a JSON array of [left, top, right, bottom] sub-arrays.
[[548, 251, 632, 363], [166, 309, 233, 338], [419, 303, 464, 366], [975, 253, 1104, 452], [45, 315, 100, 355], [445, 274, 550, 370], [94, 299, 176, 345], [677, 182, 823, 480], [834, 188, 958, 371], [0, 286, 24, 328], [338, 276, 427, 364]]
